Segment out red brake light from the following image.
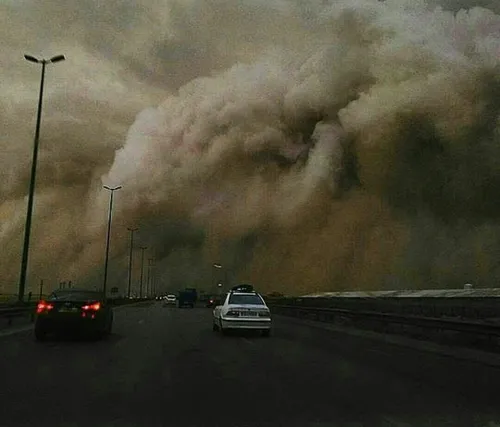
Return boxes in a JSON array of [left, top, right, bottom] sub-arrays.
[[36, 301, 54, 314], [82, 302, 101, 311]]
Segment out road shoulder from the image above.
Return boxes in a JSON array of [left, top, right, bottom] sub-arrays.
[[278, 314, 500, 368]]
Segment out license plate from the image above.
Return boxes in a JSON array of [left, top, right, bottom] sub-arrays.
[[241, 311, 257, 317], [59, 307, 78, 313]]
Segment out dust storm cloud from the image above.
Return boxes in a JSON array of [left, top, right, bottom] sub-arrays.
[[1, 0, 500, 295]]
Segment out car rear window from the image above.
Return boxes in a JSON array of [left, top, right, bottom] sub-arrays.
[[47, 290, 103, 301], [228, 294, 264, 305]]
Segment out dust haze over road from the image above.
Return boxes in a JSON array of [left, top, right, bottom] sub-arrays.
[[1, 0, 500, 295]]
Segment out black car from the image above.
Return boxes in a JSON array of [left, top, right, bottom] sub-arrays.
[[34, 289, 113, 341]]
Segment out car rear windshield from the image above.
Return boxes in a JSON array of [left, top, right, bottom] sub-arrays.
[[228, 294, 264, 305], [47, 291, 103, 302]]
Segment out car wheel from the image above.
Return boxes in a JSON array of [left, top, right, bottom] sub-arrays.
[[212, 322, 218, 332], [262, 329, 271, 337], [220, 319, 227, 335], [34, 325, 47, 342]]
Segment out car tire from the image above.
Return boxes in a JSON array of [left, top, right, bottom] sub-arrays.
[[212, 322, 218, 332], [220, 319, 228, 335], [34, 325, 47, 342], [262, 329, 271, 337]]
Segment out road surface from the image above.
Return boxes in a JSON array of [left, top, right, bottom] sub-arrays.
[[1, 302, 500, 427]]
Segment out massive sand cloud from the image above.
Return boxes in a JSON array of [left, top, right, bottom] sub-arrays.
[[1, 0, 500, 296]]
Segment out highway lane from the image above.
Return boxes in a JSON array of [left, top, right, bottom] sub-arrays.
[[1, 302, 500, 427]]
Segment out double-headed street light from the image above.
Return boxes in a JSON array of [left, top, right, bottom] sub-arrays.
[[102, 185, 122, 297], [18, 54, 65, 302], [24, 55, 66, 64]]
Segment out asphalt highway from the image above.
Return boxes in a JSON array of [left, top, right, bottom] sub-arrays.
[[1, 302, 500, 427]]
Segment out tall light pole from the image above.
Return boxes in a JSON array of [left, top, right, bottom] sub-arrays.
[[146, 258, 153, 296], [139, 246, 147, 298], [151, 261, 154, 296], [18, 54, 65, 303], [147, 258, 154, 297], [102, 185, 122, 297], [213, 263, 222, 292], [127, 227, 138, 299], [150, 257, 156, 297], [213, 263, 229, 291]]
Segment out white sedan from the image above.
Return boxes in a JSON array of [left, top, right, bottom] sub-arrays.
[[213, 290, 271, 336], [162, 294, 177, 306]]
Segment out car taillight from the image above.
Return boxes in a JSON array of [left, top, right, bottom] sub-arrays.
[[82, 302, 101, 311], [226, 310, 239, 317], [36, 301, 54, 314], [259, 310, 270, 317]]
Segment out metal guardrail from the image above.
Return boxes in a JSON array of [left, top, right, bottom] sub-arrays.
[[269, 304, 500, 338], [265, 296, 500, 320], [0, 305, 35, 326]]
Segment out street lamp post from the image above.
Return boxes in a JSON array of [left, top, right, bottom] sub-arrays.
[[213, 263, 229, 290], [18, 54, 65, 303], [150, 257, 156, 297], [102, 185, 122, 297], [151, 264, 157, 297], [151, 262, 154, 296], [147, 258, 153, 297], [139, 246, 147, 298], [127, 227, 138, 299]]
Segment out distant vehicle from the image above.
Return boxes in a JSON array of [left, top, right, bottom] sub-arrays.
[[163, 294, 177, 306], [34, 289, 113, 341], [178, 288, 197, 308], [213, 285, 271, 336], [206, 296, 218, 308]]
